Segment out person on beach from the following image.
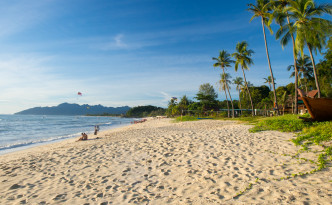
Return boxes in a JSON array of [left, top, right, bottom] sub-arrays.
[[78, 133, 88, 141], [94, 125, 99, 135]]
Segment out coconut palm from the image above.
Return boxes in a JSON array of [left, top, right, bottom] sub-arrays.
[[287, 54, 313, 92], [213, 50, 235, 118], [248, 0, 279, 113], [280, 91, 288, 115], [233, 77, 244, 115], [218, 73, 231, 117], [232, 41, 255, 116], [263, 76, 275, 90], [286, 0, 332, 98]]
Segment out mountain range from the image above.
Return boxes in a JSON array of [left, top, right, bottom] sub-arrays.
[[15, 103, 131, 115]]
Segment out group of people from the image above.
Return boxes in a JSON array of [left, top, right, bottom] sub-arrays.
[[77, 125, 100, 141], [78, 133, 88, 141], [131, 119, 147, 124]]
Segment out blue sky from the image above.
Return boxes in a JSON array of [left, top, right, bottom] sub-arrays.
[[0, 0, 330, 114]]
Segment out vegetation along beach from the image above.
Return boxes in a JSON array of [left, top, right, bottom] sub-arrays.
[[0, 0, 331, 204]]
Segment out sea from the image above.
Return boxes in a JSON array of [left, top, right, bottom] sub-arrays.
[[0, 115, 137, 155]]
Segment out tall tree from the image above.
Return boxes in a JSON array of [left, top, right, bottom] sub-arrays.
[[218, 74, 230, 117], [272, 0, 301, 114], [195, 83, 219, 111], [232, 41, 255, 116], [233, 77, 244, 115], [248, 0, 279, 113], [213, 50, 235, 118], [286, 0, 332, 98], [178, 95, 190, 114]]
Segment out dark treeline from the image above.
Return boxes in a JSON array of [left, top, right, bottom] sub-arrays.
[[125, 105, 166, 118]]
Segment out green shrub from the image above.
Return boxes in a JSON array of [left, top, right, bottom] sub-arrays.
[[292, 122, 332, 146], [249, 115, 310, 133], [175, 116, 198, 122]]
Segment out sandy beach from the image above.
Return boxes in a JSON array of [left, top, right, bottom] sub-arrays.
[[0, 118, 331, 204]]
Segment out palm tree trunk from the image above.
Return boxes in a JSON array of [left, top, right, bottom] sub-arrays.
[[226, 83, 235, 118], [222, 67, 235, 118], [307, 44, 321, 98], [241, 67, 254, 116], [261, 17, 278, 114], [287, 16, 299, 114], [283, 106, 285, 115], [238, 89, 242, 115], [224, 89, 230, 118]]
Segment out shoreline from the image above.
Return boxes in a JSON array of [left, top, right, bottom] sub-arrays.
[[0, 118, 331, 204], [0, 115, 136, 156], [0, 120, 134, 158]]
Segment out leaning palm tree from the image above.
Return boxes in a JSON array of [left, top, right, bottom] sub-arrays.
[[233, 77, 244, 115], [232, 41, 255, 116], [248, 0, 279, 113], [286, 0, 332, 98], [272, 0, 302, 115], [213, 50, 235, 118]]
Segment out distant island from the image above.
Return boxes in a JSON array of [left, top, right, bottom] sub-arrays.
[[15, 103, 131, 116]]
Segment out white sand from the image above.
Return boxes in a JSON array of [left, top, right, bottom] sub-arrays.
[[0, 118, 331, 204]]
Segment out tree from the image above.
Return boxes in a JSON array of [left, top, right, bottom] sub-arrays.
[[316, 37, 332, 97], [218, 73, 233, 118], [233, 77, 244, 115], [178, 95, 190, 109], [213, 50, 235, 118], [280, 91, 288, 115], [286, 0, 332, 98], [287, 54, 313, 92], [232, 41, 255, 116], [273, 0, 301, 114], [248, 0, 279, 113], [263, 76, 275, 90], [166, 98, 178, 117], [195, 83, 219, 111], [178, 95, 191, 115]]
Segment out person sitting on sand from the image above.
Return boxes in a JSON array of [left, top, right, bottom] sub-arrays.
[[78, 133, 88, 141], [83, 133, 88, 140]]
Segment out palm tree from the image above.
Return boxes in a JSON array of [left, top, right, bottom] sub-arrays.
[[263, 76, 275, 90], [232, 41, 255, 116], [248, 0, 279, 113], [280, 91, 288, 115], [218, 73, 231, 118], [287, 54, 313, 92], [286, 0, 332, 98], [272, 0, 301, 114], [213, 50, 235, 118], [233, 77, 244, 115]]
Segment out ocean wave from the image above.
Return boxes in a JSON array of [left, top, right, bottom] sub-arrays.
[[0, 133, 81, 151]]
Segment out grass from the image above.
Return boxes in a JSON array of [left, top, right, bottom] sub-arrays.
[[174, 116, 198, 122], [291, 121, 332, 170], [249, 114, 312, 133]]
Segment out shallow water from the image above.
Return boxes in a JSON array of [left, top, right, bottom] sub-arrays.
[[0, 115, 136, 155]]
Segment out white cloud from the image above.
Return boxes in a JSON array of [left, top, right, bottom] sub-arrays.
[[114, 34, 127, 48]]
